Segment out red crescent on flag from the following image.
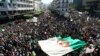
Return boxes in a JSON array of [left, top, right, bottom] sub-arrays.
[[57, 40, 69, 47]]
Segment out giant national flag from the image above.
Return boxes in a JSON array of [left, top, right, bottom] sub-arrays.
[[38, 35, 86, 56]]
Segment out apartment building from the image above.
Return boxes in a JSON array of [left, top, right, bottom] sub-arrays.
[[68, 0, 100, 12], [52, 0, 68, 15], [34, 0, 42, 12], [83, 0, 100, 10], [0, 0, 34, 19]]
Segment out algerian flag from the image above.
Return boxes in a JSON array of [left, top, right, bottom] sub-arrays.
[[38, 35, 86, 56]]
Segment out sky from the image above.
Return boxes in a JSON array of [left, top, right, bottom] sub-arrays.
[[42, 0, 53, 4], [41, 0, 73, 4], [68, 0, 73, 3]]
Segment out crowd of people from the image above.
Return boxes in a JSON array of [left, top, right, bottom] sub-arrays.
[[0, 11, 100, 56]]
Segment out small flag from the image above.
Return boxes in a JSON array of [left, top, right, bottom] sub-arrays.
[[32, 51, 36, 56], [38, 35, 86, 56]]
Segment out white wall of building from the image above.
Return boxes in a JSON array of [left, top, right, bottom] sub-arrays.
[[0, 0, 34, 11], [34, 0, 42, 12], [52, 0, 68, 15]]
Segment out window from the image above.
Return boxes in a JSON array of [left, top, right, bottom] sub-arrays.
[[17, 4, 20, 7], [0, 12, 1, 15], [8, 3, 11, 7], [0, 3, 4, 7], [21, 4, 23, 7], [62, 0, 64, 3], [31, 1, 33, 3], [24, 5, 26, 7], [1, 11, 6, 15], [25, 5, 27, 7], [13, 4, 16, 7], [21, 4, 24, 7], [10, 0, 13, 3], [20, 0, 23, 1], [0, 3, 3, 6], [27, 1, 33, 3], [26, 5, 28, 7]]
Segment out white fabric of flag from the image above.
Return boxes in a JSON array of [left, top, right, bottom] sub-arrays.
[[38, 36, 86, 56]]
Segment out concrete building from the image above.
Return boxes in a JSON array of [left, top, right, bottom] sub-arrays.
[[83, 0, 100, 17], [51, 0, 68, 15], [82, 0, 100, 10], [34, 0, 42, 12], [0, 0, 34, 19], [70, 0, 100, 10]]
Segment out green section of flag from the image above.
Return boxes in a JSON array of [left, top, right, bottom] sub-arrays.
[[56, 34, 62, 40], [56, 34, 86, 50]]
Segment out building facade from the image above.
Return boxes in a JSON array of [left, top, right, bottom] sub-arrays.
[[83, 0, 100, 10], [0, 0, 34, 19], [71, 0, 100, 10], [34, 0, 42, 12], [51, 0, 68, 15]]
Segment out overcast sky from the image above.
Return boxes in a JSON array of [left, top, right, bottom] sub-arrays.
[[42, 0, 53, 4], [41, 0, 73, 4], [68, 0, 73, 3]]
